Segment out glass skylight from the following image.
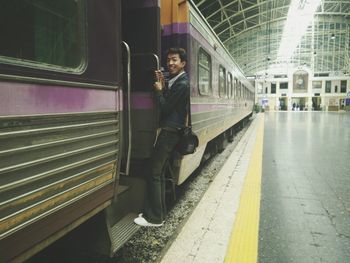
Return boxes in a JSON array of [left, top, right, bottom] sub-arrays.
[[277, 0, 321, 62]]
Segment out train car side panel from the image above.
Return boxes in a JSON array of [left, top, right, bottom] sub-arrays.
[[160, 1, 254, 184], [0, 0, 122, 261]]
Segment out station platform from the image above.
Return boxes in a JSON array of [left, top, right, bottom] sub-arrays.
[[161, 112, 350, 263]]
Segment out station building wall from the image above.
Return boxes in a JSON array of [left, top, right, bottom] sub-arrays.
[[255, 67, 350, 111]]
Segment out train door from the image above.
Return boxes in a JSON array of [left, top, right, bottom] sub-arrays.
[[120, 1, 161, 170]]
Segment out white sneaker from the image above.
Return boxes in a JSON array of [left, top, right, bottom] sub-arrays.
[[134, 216, 164, 227]]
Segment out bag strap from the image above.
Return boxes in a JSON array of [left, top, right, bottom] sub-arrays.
[[186, 93, 191, 127]]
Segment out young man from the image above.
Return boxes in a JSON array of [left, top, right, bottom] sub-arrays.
[[134, 48, 189, 227]]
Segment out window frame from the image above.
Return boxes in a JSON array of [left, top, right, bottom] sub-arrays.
[[227, 72, 233, 98], [218, 65, 227, 98], [238, 81, 242, 98], [234, 77, 238, 97], [271, 83, 276, 94], [197, 47, 212, 96], [0, 0, 87, 74], [280, 82, 288, 90], [340, 80, 347, 93], [312, 81, 322, 89]]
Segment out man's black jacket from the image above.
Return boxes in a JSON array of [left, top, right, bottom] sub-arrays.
[[155, 72, 190, 129]]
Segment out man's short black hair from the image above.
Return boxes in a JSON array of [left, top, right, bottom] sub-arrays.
[[166, 47, 187, 62]]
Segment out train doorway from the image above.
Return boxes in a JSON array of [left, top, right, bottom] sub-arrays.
[[121, 0, 161, 160], [312, 97, 321, 111]]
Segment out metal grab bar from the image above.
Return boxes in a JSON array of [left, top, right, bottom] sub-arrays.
[[120, 41, 131, 176], [152, 53, 160, 70]]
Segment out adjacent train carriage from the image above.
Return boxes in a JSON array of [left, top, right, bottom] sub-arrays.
[[0, 0, 254, 261], [160, 0, 254, 183]]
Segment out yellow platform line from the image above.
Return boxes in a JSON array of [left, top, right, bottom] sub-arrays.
[[224, 115, 264, 263]]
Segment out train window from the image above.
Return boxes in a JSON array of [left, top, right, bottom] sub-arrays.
[[198, 48, 212, 95], [0, 0, 85, 72], [234, 77, 238, 97], [241, 83, 243, 98], [219, 65, 227, 98], [227, 73, 233, 98], [238, 82, 242, 98]]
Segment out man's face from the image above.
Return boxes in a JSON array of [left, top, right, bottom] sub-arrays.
[[167, 53, 186, 77]]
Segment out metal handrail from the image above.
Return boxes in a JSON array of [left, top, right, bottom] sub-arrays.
[[120, 41, 131, 176]]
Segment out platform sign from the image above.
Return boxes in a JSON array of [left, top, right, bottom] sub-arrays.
[[261, 98, 268, 107]]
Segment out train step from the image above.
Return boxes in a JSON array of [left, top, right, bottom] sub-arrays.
[[107, 212, 139, 256], [117, 184, 130, 195]]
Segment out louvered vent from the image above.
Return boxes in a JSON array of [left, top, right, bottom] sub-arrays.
[[0, 111, 119, 238]]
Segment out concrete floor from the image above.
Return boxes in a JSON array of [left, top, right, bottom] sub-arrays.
[[259, 112, 350, 263]]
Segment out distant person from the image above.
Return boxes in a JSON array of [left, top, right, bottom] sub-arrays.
[[134, 48, 190, 227]]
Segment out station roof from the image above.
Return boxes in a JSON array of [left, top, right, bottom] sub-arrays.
[[192, 0, 350, 77]]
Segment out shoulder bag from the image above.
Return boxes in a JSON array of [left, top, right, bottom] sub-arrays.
[[176, 100, 199, 155]]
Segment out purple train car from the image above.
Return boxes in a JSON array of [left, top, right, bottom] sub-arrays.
[[160, 0, 254, 184], [0, 0, 254, 261]]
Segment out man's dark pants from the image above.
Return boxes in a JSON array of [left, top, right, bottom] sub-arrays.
[[144, 129, 180, 224]]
